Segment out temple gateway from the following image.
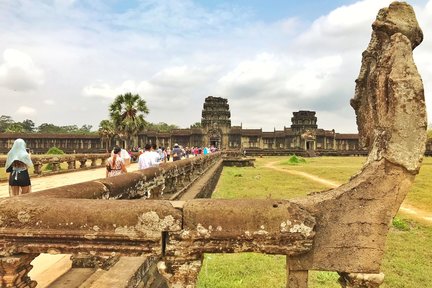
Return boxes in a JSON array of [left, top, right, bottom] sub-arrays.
[[1, 95, 429, 155]]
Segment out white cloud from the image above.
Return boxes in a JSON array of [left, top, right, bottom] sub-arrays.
[[83, 65, 219, 110], [82, 80, 139, 99], [16, 106, 36, 116], [284, 55, 343, 97], [0, 0, 430, 132], [0, 49, 45, 91], [296, 0, 393, 51], [151, 65, 217, 87], [219, 53, 279, 85]]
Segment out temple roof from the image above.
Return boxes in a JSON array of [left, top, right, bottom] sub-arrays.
[[316, 129, 335, 137], [335, 133, 359, 140], [241, 129, 262, 136]]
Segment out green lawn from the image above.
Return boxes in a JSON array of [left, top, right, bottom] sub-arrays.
[[274, 156, 366, 184], [197, 156, 432, 288], [212, 158, 326, 199]]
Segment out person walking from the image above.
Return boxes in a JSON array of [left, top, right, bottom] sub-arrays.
[[138, 144, 159, 169], [106, 146, 127, 177], [5, 138, 33, 196], [172, 144, 183, 162], [151, 144, 161, 164], [120, 148, 131, 166], [166, 147, 171, 161]]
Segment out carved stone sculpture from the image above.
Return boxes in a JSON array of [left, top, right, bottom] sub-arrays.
[[288, 2, 426, 286]]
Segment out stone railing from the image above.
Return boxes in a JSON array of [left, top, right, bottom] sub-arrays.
[[20, 153, 222, 201], [0, 3, 427, 288], [0, 153, 223, 287], [0, 153, 110, 180]]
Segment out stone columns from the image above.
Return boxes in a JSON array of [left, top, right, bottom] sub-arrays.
[[32, 162, 42, 175], [51, 162, 60, 172], [79, 159, 87, 168], [286, 258, 308, 288], [0, 254, 38, 288], [67, 160, 75, 170]]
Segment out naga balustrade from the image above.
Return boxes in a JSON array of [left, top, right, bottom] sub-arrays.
[[0, 153, 111, 180], [0, 2, 427, 288]]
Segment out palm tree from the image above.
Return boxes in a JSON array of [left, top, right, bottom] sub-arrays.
[[109, 92, 149, 148], [98, 119, 116, 152]]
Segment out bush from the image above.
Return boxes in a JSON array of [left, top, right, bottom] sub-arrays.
[[46, 147, 65, 155], [45, 147, 65, 170], [282, 155, 307, 165]]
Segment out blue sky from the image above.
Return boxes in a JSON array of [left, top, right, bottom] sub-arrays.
[[89, 0, 360, 21], [197, 0, 360, 21], [0, 0, 431, 133]]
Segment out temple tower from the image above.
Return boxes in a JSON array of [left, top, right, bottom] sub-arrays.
[[201, 96, 231, 149], [291, 111, 318, 150]]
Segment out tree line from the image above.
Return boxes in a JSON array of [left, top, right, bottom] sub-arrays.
[[0, 115, 94, 134], [2, 92, 201, 148]]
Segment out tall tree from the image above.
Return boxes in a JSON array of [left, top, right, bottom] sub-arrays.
[[109, 92, 149, 148], [147, 122, 179, 132], [37, 123, 64, 133], [5, 123, 24, 133], [61, 125, 79, 133], [98, 120, 116, 152], [21, 119, 35, 132], [79, 124, 93, 133], [0, 115, 14, 132]]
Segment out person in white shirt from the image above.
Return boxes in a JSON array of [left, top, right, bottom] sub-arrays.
[[120, 148, 131, 166], [138, 144, 159, 169], [151, 144, 161, 164]]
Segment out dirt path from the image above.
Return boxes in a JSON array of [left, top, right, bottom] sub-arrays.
[[264, 162, 340, 188], [264, 161, 432, 224]]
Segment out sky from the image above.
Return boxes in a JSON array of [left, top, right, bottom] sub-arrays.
[[0, 0, 431, 133]]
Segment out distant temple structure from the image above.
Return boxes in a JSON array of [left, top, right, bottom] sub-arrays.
[[0, 96, 430, 155], [138, 96, 362, 155]]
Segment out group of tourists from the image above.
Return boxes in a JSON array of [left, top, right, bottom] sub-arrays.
[[105, 144, 217, 177], [3, 139, 218, 194]]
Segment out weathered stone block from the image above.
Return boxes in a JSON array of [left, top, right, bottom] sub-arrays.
[[0, 198, 182, 256], [165, 199, 315, 257]]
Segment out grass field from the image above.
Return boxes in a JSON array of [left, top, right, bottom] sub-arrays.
[[197, 156, 432, 288]]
